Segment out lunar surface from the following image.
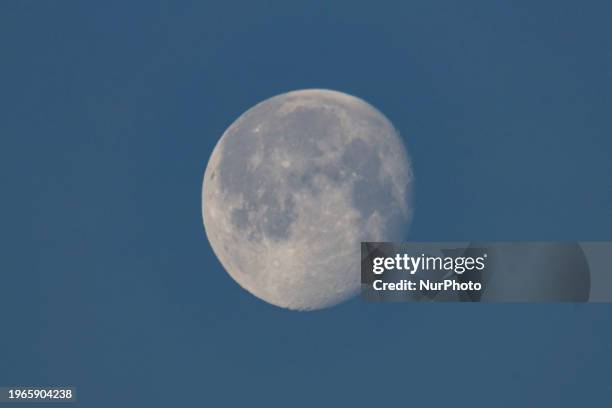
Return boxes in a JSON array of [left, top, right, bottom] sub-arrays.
[[202, 89, 413, 310]]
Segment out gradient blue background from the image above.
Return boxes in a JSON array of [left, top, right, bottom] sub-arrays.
[[1, 1, 611, 406]]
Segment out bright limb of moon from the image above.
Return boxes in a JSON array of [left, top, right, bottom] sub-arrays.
[[202, 89, 414, 310]]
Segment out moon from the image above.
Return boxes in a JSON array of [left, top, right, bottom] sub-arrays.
[[202, 89, 414, 310]]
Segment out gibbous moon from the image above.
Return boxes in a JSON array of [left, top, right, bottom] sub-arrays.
[[202, 89, 414, 310]]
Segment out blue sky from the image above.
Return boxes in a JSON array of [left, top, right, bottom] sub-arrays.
[[1, 1, 611, 406]]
